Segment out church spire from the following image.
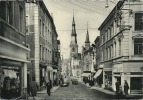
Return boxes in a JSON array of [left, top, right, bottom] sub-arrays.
[[71, 11, 77, 43], [85, 22, 90, 43]]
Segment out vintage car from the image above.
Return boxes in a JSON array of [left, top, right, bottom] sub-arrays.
[[72, 78, 78, 85], [60, 78, 69, 87]]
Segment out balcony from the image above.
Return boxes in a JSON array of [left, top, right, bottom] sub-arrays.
[[0, 18, 25, 46]]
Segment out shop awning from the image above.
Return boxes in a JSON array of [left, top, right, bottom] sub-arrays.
[[81, 73, 91, 77], [94, 69, 102, 79], [3, 69, 17, 78]]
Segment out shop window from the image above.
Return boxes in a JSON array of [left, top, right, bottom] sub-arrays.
[[130, 77, 142, 90], [134, 38, 143, 55], [135, 13, 143, 31]]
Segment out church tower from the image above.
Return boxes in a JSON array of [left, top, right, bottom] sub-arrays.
[[70, 14, 78, 57], [85, 24, 90, 50]]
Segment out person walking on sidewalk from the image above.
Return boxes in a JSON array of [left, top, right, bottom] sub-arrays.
[[115, 81, 120, 95], [46, 80, 52, 96], [30, 78, 38, 99], [124, 80, 129, 96]]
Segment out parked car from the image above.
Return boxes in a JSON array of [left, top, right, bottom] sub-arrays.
[[60, 78, 69, 87], [72, 79, 78, 85]]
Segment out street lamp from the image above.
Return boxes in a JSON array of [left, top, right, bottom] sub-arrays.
[[105, 0, 117, 8]]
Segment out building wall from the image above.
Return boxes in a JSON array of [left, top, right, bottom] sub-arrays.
[[0, 1, 29, 98], [98, 1, 143, 94], [26, 1, 54, 86]]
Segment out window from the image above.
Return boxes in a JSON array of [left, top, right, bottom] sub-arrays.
[[135, 13, 143, 31], [111, 25, 114, 37], [119, 40, 121, 55], [26, 16, 29, 33], [19, 5, 24, 32], [42, 47, 44, 60], [7, 1, 13, 25], [101, 35, 103, 44], [108, 28, 111, 39], [42, 23, 44, 36], [40, 19, 42, 34], [103, 33, 105, 43], [111, 45, 113, 58], [114, 42, 116, 57], [106, 30, 108, 40], [106, 48, 108, 60], [45, 27, 47, 39], [40, 45, 42, 60], [108, 47, 110, 59], [134, 38, 143, 55], [101, 50, 103, 61]]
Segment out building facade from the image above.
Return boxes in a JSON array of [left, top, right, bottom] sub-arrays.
[[81, 27, 94, 81], [0, 1, 30, 99], [98, 0, 143, 94], [70, 16, 81, 80], [26, 1, 56, 88], [93, 36, 103, 86]]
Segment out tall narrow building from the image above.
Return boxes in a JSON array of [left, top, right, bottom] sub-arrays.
[[70, 15, 81, 80]]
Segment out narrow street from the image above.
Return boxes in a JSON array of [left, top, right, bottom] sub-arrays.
[[36, 82, 115, 99]]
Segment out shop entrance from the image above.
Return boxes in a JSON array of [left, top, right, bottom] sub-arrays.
[[116, 77, 121, 84]]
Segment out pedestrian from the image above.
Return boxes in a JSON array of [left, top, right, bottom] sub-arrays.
[[115, 81, 120, 95], [46, 80, 52, 96], [30, 78, 38, 99], [124, 80, 129, 96], [27, 82, 31, 96]]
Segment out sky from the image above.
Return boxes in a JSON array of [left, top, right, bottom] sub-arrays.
[[44, 0, 117, 59]]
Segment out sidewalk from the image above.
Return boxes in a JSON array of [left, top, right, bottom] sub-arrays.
[[37, 86, 60, 94], [90, 86, 116, 95], [28, 86, 60, 99], [81, 82, 143, 99]]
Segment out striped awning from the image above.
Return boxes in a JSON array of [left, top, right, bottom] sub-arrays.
[[3, 69, 17, 78], [94, 69, 102, 79]]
